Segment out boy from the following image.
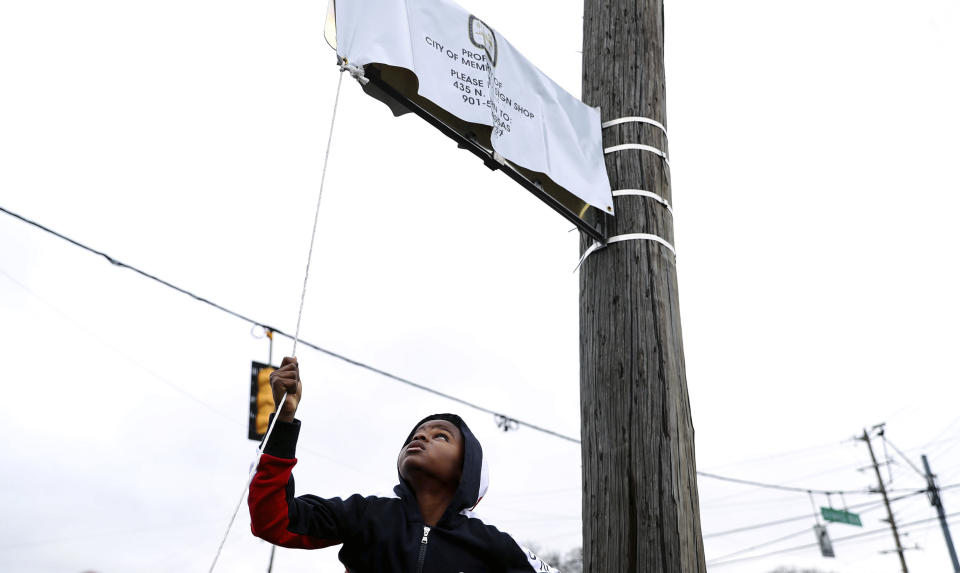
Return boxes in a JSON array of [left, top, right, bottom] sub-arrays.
[[248, 356, 560, 572]]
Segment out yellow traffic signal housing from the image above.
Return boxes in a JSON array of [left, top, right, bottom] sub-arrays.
[[249, 361, 276, 440]]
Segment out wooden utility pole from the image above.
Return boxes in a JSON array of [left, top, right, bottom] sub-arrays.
[[860, 427, 909, 572], [580, 1, 705, 571], [922, 454, 960, 572]]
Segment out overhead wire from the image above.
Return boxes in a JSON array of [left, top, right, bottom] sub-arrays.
[[7, 201, 955, 506], [0, 266, 369, 476], [704, 512, 817, 539], [699, 454, 877, 507], [9, 206, 960, 572], [881, 430, 895, 485], [697, 438, 856, 473], [706, 526, 813, 563], [13, 198, 960, 571], [0, 267, 239, 426], [0, 205, 265, 329], [938, 463, 960, 488], [927, 434, 960, 468], [0, 516, 225, 552], [702, 493, 907, 538], [887, 482, 960, 494], [696, 470, 875, 495], [0, 203, 580, 444], [884, 454, 921, 485], [903, 432, 960, 453], [920, 414, 960, 452], [707, 511, 960, 568], [10, 200, 959, 543], [15, 202, 930, 504], [704, 489, 959, 566], [699, 494, 811, 511]]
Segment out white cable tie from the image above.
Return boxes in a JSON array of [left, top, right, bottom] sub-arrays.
[[338, 58, 370, 85], [574, 232, 676, 272], [612, 189, 673, 215], [601, 116, 667, 139], [604, 143, 670, 166]]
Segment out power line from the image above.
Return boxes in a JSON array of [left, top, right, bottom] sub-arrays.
[[704, 512, 817, 539], [882, 433, 927, 479], [696, 470, 875, 495], [291, 336, 579, 443], [6, 202, 945, 509], [699, 455, 880, 509], [0, 267, 372, 476], [702, 493, 911, 539], [0, 267, 240, 425], [707, 526, 812, 563], [702, 491, 946, 564], [703, 488, 959, 565], [888, 483, 960, 495], [921, 414, 960, 452], [0, 205, 264, 327], [1, 204, 580, 444], [12, 199, 957, 555], [701, 493, 814, 510], [904, 433, 960, 453], [928, 435, 960, 470], [21, 208, 918, 478], [707, 512, 960, 568], [698, 439, 856, 474], [0, 516, 224, 552]]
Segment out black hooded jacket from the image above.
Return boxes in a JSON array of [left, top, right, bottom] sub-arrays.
[[248, 413, 558, 572]]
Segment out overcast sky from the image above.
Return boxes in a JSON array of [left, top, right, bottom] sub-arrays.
[[2, 0, 959, 572]]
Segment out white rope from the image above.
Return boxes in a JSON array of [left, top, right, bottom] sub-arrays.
[[604, 143, 670, 166], [208, 472, 255, 572], [292, 69, 345, 357], [601, 116, 667, 139], [574, 232, 676, 273], [208, 63, 349, 573], [612, 189, 673, 215], [207, 391, 288, 573]]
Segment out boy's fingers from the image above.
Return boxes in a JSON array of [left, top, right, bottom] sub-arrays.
[[271, 359, 301, 422], [272, 377, 297, 389], [273, 384, 297, 402], [273, 365, 299, 379], [270, 366, 299, 379]]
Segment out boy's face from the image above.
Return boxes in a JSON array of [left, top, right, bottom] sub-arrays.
[[398, 419, 464, 488]]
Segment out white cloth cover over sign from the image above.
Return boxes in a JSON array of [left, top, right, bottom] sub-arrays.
[[334, 0, 613, 213]]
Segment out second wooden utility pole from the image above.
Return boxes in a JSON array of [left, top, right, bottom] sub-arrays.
[[922, 454, 960, 572], [580, 0, 705, 571], [860, 427, 909, 573]]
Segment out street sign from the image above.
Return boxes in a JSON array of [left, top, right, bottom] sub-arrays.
[[821, 507, 863, 527], [814, 524, 836, 558], [324, 0, 612, 241]]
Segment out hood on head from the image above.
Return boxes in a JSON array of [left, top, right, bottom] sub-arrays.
[[396, 413, 489, 519]]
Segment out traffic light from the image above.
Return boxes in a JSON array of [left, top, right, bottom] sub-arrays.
[[249, 361, 276, 440]]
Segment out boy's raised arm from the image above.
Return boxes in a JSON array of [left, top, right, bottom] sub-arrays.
[[248, 357, 367, 549]]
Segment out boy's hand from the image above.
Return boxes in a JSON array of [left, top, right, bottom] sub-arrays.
[[270, 356, 302, 423]]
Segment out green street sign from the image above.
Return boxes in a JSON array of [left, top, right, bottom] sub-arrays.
[[821, 507, 862, 527]]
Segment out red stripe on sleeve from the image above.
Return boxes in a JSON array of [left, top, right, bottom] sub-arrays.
[[248, 454, 339, 549]]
